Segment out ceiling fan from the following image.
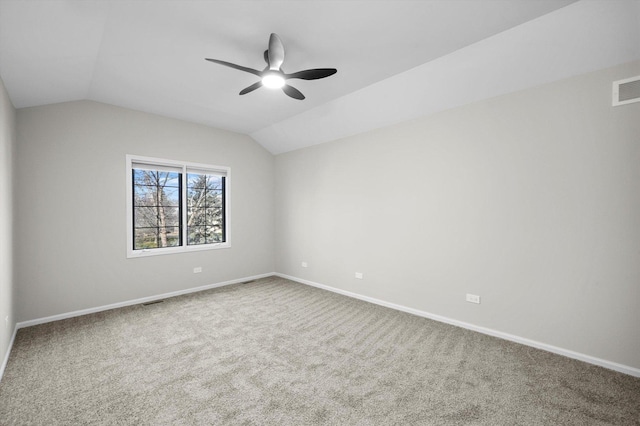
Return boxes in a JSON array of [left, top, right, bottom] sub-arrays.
[[205, 33, 337, 100]]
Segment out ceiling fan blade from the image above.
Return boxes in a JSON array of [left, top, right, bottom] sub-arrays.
[[239, 81, 263, 95], [268, 33, 285, 71], [282, 84, 305, 100], [285, 68, 337, 80], [205, 58, 262, 77]]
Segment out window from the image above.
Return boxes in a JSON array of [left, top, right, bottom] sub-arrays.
[[126, 155, 230, 257]]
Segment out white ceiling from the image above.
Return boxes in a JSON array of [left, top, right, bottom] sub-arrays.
[[1, 0, 639, 154]]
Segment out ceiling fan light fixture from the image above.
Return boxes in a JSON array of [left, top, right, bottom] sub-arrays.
[[262, 72, 285, 89], [205, 33, 337, 99]]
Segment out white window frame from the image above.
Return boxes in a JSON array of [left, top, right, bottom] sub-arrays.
[[126, 154, 231, 258]]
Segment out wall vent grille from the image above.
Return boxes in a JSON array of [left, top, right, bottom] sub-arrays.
[[613, 76, 640, 106]]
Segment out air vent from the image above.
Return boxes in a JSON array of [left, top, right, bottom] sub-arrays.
[[612, 76, 640, 106], [142, 300, 164, 306]]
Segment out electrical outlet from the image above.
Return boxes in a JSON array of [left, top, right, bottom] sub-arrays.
[[193, 267, 202, 273], [301, 262, 308, 268], [466, 293, 481, 304], [355, 272, 363, 279]]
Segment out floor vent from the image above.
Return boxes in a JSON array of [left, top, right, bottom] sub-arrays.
[[613, 76, 640, 106], [142, 300, 164, 306]]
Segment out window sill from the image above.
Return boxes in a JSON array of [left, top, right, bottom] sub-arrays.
[[126, 242, 231, 258]]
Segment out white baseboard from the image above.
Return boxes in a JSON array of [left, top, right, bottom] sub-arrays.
[[0, 324, 18, 383], [275, 273, 640, 378], [6, 272, 639, 380], [16, 272, 275, 329]]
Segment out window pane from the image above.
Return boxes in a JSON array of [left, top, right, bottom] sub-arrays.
[[188, 174, 222, 189], [133, 169, 148, 184], [163, 172, 181, 188], [164, 187, 180, 206], [187, 208, 222, 235], [188, 225, 224, 246], [134, 228, 159, 250], [187, 207, 203, 226], [134, 185, 158, 205], [209, 226, 223, 243], [133, 170, 180, 188], [206, 175, 223, 189], [163, 227, 181, 247], [132, 167, 182, 251], [205, 190, 222, 208], [134, 206, 180, 227], [134, 227, 180, 250], [164, 207, 180, 227], [187, 187, 203, 205], [134, 207, 158, 228], [188, 226, 207, 245], [187, 173, 206, 188], [187, 172, 225, 245], [134, 186, 180, 206], [204, 208, 222, 226]]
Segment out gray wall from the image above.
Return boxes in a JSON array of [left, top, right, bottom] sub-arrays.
[[0, 76, 16, 368], [16, 101, 274, 322], [275, 60, 640, 369]]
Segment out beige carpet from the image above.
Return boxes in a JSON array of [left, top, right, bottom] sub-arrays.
[[1, 276, 639, 425]]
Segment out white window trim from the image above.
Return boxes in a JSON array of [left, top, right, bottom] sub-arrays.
[[126, 154, 231, 258]]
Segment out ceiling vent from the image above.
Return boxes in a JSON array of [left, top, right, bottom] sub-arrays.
[[612, 76, 640, 106]]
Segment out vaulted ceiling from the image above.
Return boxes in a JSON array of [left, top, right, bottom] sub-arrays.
[[1, 1, 638, 154]]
